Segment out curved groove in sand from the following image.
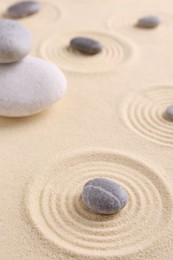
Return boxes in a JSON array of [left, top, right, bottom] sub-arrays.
[[38, 32, 136, 74], [26, 150, 173, 258], [107, 10, 173, 32], [23, 1, 60, 25], [2, 0, 61, 26], [124, 86, 173, 146], [1, 1, 60, 25]]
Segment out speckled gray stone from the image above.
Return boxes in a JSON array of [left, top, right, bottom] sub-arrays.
[[6, 1, 40, 19], [137, 16, 161, 28], [82, 178, 128, 215], [0, 19, 32, 63], [70, 37, 102, 55], [164, 105, 173, 121]]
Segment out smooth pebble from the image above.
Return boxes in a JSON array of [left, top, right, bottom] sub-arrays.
[[137, 16, 161, 28], [0, 56, 67, 117], [6, 1, 40, 19], [82, 178, 128, 215], [70, 37, 102, 55], [164, 105, 173, 121], [0, 19, 32, 63]]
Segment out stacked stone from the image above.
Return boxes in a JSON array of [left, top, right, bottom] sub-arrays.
[[0, 19, 67, 117]]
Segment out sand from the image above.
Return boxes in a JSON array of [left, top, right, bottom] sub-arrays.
[[0, 0, 173, 259]]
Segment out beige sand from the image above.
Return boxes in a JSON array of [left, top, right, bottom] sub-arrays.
[[0, 0, 173, 259]]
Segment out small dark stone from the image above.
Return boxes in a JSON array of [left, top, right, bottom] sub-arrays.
[[136, 16, 161, 28], [82, 178, 128, 215], [70, 37, 102, 55], [164, 105, 173, 121], [6, 1, 41, 19]]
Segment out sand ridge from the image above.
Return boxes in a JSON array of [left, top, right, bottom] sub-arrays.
[[107, 10, 173, 33], [0, 0, 173, 259], [38, 31, 137, 74], [123, 85, 173, 146], [25, 150, 173, 259]]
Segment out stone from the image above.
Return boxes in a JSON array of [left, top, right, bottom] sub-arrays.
[[0, 56, 67, 117], [164, 105, 173, 121], [137, 16, 161, 28], [82, 178, 128, 215], [70, 37, 102, 55], [0, 19, 32, 63], [6, 1, 41, 19]]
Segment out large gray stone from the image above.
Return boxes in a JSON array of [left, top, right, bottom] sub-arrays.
[[82, 178, 128, 215]]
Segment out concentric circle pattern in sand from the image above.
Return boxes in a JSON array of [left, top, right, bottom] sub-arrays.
[[73, 0, 113, 3], [0, 1, 60, 25], [39, 32, 136, 74], [124, 86, 173, 146], [23, 1, 60, 26], [108, 11, 173, 32], [26, 150, 173, 258]]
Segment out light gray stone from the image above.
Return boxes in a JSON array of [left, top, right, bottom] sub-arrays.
[[137, 16, 161, 28], [70, 37, 102, 55], [164, 105, 173, 121], [0, 19, 32, 63], [6, 1, 41, 19], [82, 178, 128, 215], [0, 56, 67, 117]]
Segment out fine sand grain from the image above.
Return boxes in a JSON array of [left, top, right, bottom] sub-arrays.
[[0, 0, 173, 259]]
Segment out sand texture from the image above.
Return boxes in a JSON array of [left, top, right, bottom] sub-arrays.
[[0, 0, 173, 259]]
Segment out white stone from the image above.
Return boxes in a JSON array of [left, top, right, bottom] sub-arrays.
[[0, 19, 32, 63], [0, 56, 67, 117]]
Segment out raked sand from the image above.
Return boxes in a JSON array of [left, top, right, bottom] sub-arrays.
[[0, 0, 173, 259]]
